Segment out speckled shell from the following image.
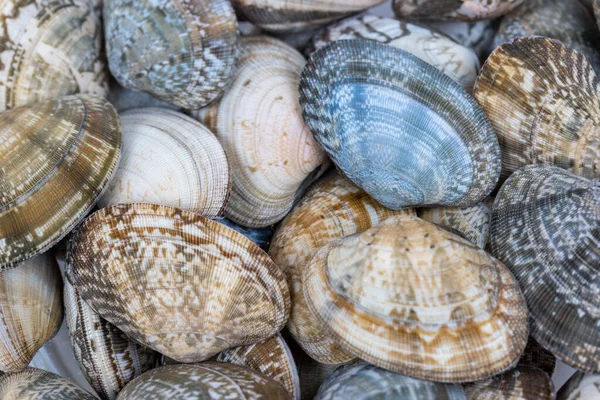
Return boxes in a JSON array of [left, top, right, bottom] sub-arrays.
[[300, 40, 500, 210], [393, 0, 525, 21], [304, 215, 529, 382], [67, 203, 290, 363], [426, 20, 498, 59], [490, 165, 600, 372], [517, 337, 556, 377], [216, 218, 274, 251], [233, 0, 386, 32], [117, 363, 291, 399], [315, 363, 467, 400], [0, 0, 107, 111], [269, 172, 415, 364], [558, 372, 600, 400], [217, 333, 300, 400], [309, 15, 480, 92], [192, 36, 328, 228], [0, 95, 121, 268], [0, 367, 97, 399], [104, 0, 237, 109], [474, 37, 600, 183], [107, 80, 180, 112], [98, 108, 230, 218], [464, 366, 554, 400], [0, 253, 63, 372], [64, 279, 158, 400]]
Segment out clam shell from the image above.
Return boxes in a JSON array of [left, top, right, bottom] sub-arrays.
[[464, 366, 554, 400], [0, 95, 121, 268], [269, 171, 414, 364], [192, 36, 329, 228], [117, 362, 291, 399], [104, 0, 237, 109], [309, 15, 480, 92], [490, 164, 600, 372], [67, 203, 290, 363], [557, 372, 600, 400], [474, 37, 600, 183], [64, 279, 158, 400], [299, 39, 500, 210], [107, 80, 180, 112], [98, 108, 230, 218], [216, 218, 274, 251], [393, 0, 525, 21], [0, 253, 63, 372], [304, 215, 529, 382], [518, 336, 556, 378], [425, 20, 498, 59], [0, 367, 96, 399], [0, 0, 107, 111]]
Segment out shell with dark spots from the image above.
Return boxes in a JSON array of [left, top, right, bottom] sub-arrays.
[[464, 366, 554, 400], [0, 368, 97, 399], [517, 336, 556, 377], [392, 0, 525, 21]]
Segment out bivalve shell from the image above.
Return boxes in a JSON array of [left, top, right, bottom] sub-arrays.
[[107, 80, 180, 112], [393, 0, 525, 21], [518, 337, 556, 378], [557, 372, 600, 400], [0, 367, 97, 399], [425, 20, 498, 59], [464, 366, 554, 400], [216, 218, 274, 251]]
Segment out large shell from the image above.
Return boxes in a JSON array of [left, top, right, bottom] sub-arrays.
[[117, 363, 291, 399], [304, 215, 529, 382], [192, 36, 328, 228], [0, 0, 107, 111], [0, 95, 121, 268], [64, 279, 158, 400], [518, 337, 556, 377], [392, 0, 525, 21], [0, 367, 97, 399], [104, 0, 237, 109], [490, 165, 600, 372], [269, 171, 414, 364], [98, 108, 230, 218], [0, 253, 63, 372], [425, 20, 498, 59], [309, 15, 480, 92], [314, 363, 467, 400], [67, 203, 290, 363], [463, 366, 554, 399], [299, 39, 500, 210], [474, 37, 600, 183], [557, 372, 600, 400]]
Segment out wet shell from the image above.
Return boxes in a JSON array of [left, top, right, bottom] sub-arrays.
[[269, 171, 414, 364], [463, 366, 554, 400], [217, 333, 300, 400], [104, 0, 237, 109], [67, 203, 290, 363], [0, 367, 97, 400], [64, 279, 158, 400], [426, 20, 498, 59], [98, 108, 230, 218], [0, 253, 63, 372], [107, 80, 180, 112], [299, 39, 500, 210], [392, 0, 525, 21], [557, 372, 600, 400], [117, 362, 291, 399], [314, 363, 467, 400], [490, 165, 600, 372], [309, 15, 480, 92], [304, 215, 529, 382], [0, 95, 121, 268], [192, 36, 328, 228], [474, 37, 600, 183], [0, 0, 107, 111], [517, 337, 556, 377], [216, 218, 274, 251]]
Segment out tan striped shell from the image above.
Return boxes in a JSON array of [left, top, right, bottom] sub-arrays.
[[393, 0, 525, 21], [0, 367, 97, 399], [464, 366, 554, 400]]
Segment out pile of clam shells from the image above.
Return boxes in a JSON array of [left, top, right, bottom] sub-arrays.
[[1, 0, 600, 398]]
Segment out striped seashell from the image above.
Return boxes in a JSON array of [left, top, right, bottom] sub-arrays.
[[0, 0, 107, 112], [98, 108, 230, 218], [518, 337, 556, 378], [558, 372, 600, 400], [67, 203, 290, 363], [269, 171, 415, 365], [309, 15, 480, 92], [304, 215, 529, 382], [117, 362, 291, 399], [0, 253, 63, 372], [393, 0, 525, 21], [474, 37, 600, 183], [64, 279, 158, 400], [300, 39, 500, 210], [104, 0, 237, 109], [490, 165, 600, 372], [107, 80, 180, 112], [216, 218, 274, 251], [0, 367, 97, 399], [192, 36, 329, 228], [464, 366, 554, 400], [425, 20, 498, 59]]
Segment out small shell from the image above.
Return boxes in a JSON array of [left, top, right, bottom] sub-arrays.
[[393, 0, 525, 21], [426, 20, 498, 59], [0, 0, 107, 111], [107, 80, 180, 112], [0, 253, 63, 372], [474, 37, 600, 183], [192, 36, 328, 228], [67, 203, 290, 363], [104, 0, 237, 109], [490, 165, 600, 372], [464, 366, 554, 400], [304, 215, 529, 382], [0, 367, 97, 400], [64, 279, 158, 400], [0, 95, 122, 268], [518, 337, 556, 378], [216, 218, 275, 251], [309, 15, 480, 92], [217, 333, 300, 400], [300, 40, 500, 210], [98, 108, 230, 218], [557, 372, 600, 400], [117, 363, 291, 399]]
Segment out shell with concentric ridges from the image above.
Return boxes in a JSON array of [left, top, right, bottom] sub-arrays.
[[0, 367, 97, 399]]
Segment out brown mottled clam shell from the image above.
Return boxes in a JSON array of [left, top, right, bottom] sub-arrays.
[[0, 367, 97, 399], [393, 0, 525, 21], [464, 366, 554, 399]]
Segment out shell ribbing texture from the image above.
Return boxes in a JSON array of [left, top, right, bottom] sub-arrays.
[[463, 366, 554, 400], [557, 372, 600, 400], [517, 336, 556, 378], [393, 0, 525, 21], [0, 367, 97, 400]]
